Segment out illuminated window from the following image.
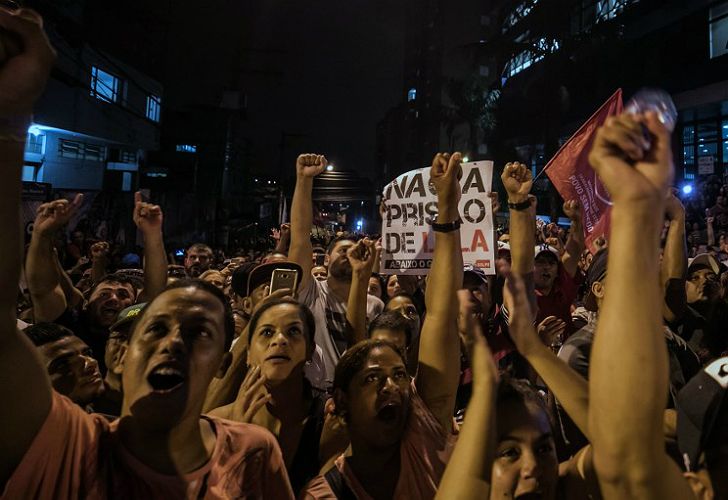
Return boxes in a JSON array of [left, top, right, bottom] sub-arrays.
[[25, 132, 45, 154], [596, 0, 637, 22], [90, 66, 120, 103], [710, 2, 728, 59], [407, 88, 417, 102], [504, 38, 560, 78], [58, 139, 107, 162], [146, 95, 161, 122], [503, 0, 539, 32], [176, 144, 197, 153]]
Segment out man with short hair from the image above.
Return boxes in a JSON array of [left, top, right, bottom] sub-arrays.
[[184, 243, 214, 277], [23, 323, 105, 410], [367, 310, 414, 352], [289, 154, 384, 387], [93, 303, 146, 416]]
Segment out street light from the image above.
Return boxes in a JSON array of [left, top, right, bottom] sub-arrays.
[[326, 164, 334, 172], [462, 156, 470, 163]]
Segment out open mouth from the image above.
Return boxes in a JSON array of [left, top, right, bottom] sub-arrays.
[[147, 365, 185, 393], [376, 401, 402, 423]]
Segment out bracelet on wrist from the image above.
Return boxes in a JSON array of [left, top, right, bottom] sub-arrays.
[[431, 218, 461, 233], [508, 199, 531, 211]]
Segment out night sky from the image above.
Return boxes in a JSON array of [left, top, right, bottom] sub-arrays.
[[163, 0, 406, 181]]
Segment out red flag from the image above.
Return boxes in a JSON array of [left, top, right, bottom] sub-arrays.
[[544, 89, 623, 252]]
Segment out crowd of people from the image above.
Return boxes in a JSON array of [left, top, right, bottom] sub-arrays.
[[1, 6, 727, 500]]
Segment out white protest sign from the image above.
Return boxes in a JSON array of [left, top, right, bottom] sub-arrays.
[[380, 161, 495, 275]]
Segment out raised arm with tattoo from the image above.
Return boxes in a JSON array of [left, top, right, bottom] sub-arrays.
[[0, 6, 57, 487], [587, 112, 694, 499], [133, 191, 167, 302], [416, 152, 464, 431], [289, 154, 327, 292], [345, 238, 377, 345]]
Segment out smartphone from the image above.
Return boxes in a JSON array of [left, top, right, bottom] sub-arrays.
[[270, 268, 299, 294]]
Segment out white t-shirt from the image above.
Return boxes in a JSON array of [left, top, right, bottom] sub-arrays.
[[298, 278, 384, 388]]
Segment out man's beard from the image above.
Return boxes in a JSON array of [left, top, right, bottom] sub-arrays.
[[329, 260, 352, 281]]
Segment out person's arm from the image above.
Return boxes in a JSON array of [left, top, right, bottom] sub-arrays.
[[435, 290, 498, 500], [89, 240, 109, 285], [345, 238, 376, 346], [706, 214, 715, 247], [661, 190, 687, 323], [587, 113, 694, 500], [561, 200, 585, 278], [273, 223, 290, 255], [501, 162, 536, 316], [416, 152, 464, 431], [133, 192, 167, 302], [504, 271, 591, 439], [289, 154, 326, 292], [27, 196, 84, 322], [54, 251, 83, 309], [0, 6, 57, 487]]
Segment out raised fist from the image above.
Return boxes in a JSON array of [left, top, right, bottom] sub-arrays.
[[296, 154, 327, 178], [430, 152, 462, 203], [346, 238, 376, 276], [133, 191, 163, 234], [501, 162, 533, 203], [588, 112, 673, 205], [0, 8, 56, 116], [90, 241, 110, 263], [563, 199, 582, 223], [33, 194, 83, 236]]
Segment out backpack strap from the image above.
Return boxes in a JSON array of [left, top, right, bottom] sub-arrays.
[[323, 465, 357, 500]]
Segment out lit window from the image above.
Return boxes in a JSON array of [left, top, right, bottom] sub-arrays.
[[504, 38, 560, 78], [146, 95, 161, 122], [122, 172, 132, 192], [596, 0, 638, 23], [25, 133, 45, 155], [90, 66, 120, 103], [58, 139, 106, 162], [176, 144, 197, 153], [503, 0, 539, 32], [22, 165, 37, 182], [59, 139, 84, 159], [407, 88, 417, 102], [710, 2, 728, 59]]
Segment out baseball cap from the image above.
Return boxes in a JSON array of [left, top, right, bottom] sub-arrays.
[[688, 253, 723, 276], [232, 261, 303, 297], [677, 356, 728, 472], [110, 302, 147, 332], [534, 244, 559, 261], [231, 262, 258, 297], [463, 264, 487, 288], [247, 262, 303, 296], [584, 249, 608, 312]]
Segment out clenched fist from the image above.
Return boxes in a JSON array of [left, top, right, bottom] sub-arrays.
[[501, 162, 532, 204], [296, 154, 327, 179]]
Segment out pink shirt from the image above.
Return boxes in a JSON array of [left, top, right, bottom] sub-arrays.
[[2, 392, 294, 499], [302, 389, 455, 500]]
